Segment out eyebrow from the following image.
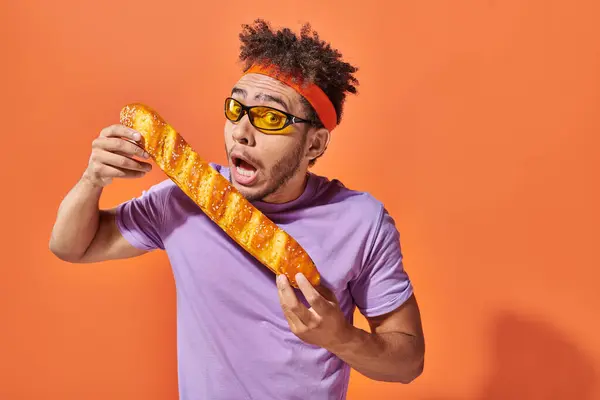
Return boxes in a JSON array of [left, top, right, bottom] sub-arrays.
[[231, 87, 290, 112]]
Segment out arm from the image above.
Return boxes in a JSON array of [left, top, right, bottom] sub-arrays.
[[329, 294, 424, 383], [49, 178, 147, 263], [277, 274, 424, 383], [277, 206, 423, 383], [49, 124, 153, 263]]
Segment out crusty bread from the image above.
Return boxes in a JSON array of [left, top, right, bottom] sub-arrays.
[[119, 103, 321, 288]]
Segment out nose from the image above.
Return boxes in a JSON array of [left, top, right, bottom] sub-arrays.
[[231, 114, 256, 147]]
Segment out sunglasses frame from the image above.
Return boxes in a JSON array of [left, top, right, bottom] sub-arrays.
[[224, 97, 314, 132]]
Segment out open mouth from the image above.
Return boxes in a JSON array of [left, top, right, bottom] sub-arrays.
[[231, 154, 258, 185]]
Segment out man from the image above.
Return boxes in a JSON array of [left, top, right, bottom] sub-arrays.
[[49, 19, 425, 400]]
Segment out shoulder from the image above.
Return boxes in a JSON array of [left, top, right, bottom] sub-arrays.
[[310, 173, 388, 226], [310, 172, 401, 257], [117, 178, 176, 210], [143, 177, 177, 196]]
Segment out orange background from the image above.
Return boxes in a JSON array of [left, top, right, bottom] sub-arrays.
[[2, 0, 599, 399]]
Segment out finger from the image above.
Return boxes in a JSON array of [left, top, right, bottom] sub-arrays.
[[295, 273, 331, 316], [100, 124, 142, 142], [276, 274, 312, 326], [277, 292, 304, 331], [91, 150, 152, 172], [93, 137, 150, 159], [91, 164, 147, 179]]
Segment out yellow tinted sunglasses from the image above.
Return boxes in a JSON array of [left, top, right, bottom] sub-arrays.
[[224, 97, 313, 133]]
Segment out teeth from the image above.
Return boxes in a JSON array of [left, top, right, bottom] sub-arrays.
[[236, 166, 256, 177]]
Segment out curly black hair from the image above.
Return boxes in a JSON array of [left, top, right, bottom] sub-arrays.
[[238, 19, 359, 129]]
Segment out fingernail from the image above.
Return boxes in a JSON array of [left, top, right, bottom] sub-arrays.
[[277, 274, 286, 287], [143, 152, 150, 158], [133, 132, 141, 140]]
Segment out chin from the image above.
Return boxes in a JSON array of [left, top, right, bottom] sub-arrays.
[[229, 179, 263, 201]]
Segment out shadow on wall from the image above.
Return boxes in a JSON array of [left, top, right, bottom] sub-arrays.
[[426, 311, 598, 400]]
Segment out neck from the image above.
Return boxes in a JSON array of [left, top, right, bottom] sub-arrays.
[[262, 170, 309, 204]]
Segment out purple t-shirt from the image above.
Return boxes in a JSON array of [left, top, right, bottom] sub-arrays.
[[115, 163, 413, 400]]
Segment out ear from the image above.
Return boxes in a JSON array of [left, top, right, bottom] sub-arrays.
[[305, 127, 331, 162]]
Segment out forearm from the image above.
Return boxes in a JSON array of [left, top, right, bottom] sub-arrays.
[[329, 325, 424, 383], [49, 177, 104, 261]]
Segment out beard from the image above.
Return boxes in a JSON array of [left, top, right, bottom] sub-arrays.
[[226, 136, 306, 202]]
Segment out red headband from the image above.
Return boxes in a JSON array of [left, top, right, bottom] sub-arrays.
[[243, 64, 337, 132]]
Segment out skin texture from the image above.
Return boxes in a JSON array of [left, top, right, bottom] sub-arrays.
[[50, 71, 425, 385], [49, 126, 152, 263], [224, 73, 330, 203], [225, 73, 425, 383], [277, 272, 425, 383]]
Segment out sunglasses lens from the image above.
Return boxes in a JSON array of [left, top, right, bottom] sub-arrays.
[[250, 107, 288, 130], [225, 98, 243, 121]]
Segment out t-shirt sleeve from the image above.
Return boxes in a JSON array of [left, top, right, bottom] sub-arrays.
[[349, 206, 414, 317], [114, 179, 174, 251]]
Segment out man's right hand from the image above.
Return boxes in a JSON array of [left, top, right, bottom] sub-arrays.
[[82, 124, 153, 188]]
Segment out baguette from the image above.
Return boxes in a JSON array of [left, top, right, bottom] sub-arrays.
[[119, 103, 321, 288]]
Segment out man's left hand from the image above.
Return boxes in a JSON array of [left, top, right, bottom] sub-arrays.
[[276, 273, 354, 351]]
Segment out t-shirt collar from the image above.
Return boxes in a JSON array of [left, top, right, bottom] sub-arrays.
[[219, 166, 318, 213]]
